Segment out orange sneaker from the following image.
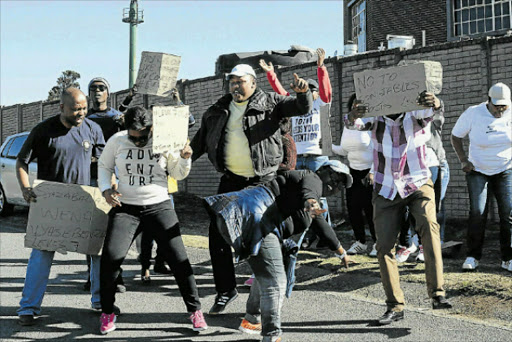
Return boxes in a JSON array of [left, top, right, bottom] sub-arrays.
[[238, 318, 262, 334]]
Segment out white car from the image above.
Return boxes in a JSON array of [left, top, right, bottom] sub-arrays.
[[0, 132, 37, 216]]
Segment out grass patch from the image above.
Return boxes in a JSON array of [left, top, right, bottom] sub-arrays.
[[182, 235, 208, 249]]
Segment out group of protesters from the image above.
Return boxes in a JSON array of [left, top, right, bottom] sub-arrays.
[[13, 46, 512, 342]]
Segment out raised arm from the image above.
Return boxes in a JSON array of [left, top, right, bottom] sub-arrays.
[[274, 73, 313, 118], [344, 99, 374, 131], [316, 48, 332, 103], [166, 141, 192, 180], [259, 59, 289, 96]]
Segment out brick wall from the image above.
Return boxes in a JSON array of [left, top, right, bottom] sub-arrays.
[[2, 35, 511, 220], [344, 0, 447, 52]]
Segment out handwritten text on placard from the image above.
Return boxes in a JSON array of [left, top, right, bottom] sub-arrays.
[[354, 63, 433, 117], [152, 105, 189, 154], [25, 180, 111, 255], [136, 51, 181, 96]]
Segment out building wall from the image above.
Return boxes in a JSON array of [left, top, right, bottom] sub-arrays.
[[344, 0, 448, 51], [2, 35, 512, 220]]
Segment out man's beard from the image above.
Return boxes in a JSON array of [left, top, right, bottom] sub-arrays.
[[64, 115, 83, 127]]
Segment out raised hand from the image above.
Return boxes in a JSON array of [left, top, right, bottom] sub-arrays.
[[417, 91, 441, 109], [180, 140, 193, 159], [259, 59, 274, 73], [290, 73, 309, 93], [317, 48, 326, 67], [350, 99, 368, 119]]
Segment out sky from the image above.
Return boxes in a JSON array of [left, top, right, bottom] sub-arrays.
[[0, 0, 344, 107]]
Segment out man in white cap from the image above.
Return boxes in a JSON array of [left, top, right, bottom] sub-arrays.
[[190, 64, 312, 316], [451, 82, 512, 272]]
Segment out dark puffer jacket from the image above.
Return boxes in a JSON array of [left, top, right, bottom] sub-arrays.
[[190, 88, 312, 176]]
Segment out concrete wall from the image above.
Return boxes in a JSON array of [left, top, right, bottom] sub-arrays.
[[2, 35, 511, 220]]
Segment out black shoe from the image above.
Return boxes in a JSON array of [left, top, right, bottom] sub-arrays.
[[378, 310, 404, 325], [154, 262, 173, 275], [83, 280, 91, 292], [18, 314, 35, 326], [432, 296, 452, 309], [315, 239, 330, 250], [208, 290, 238, 315]]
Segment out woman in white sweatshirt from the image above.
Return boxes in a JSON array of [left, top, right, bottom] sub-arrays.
[[96, 106, 207, 335], [332, 94, 377, 257]]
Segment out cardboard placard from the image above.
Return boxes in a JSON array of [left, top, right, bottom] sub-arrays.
[[353, 61, 443, 117], [24, 180, 111, 255], [136, 51, 181, 96], [152, 105, 189, 153]]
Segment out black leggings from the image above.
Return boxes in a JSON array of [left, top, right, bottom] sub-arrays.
[[346, 167, 376, 243], [100, 200, 201, 313]]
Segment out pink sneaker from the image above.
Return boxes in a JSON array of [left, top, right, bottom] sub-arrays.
[[189, 310, 208, 331], [100, 313, 116, 335], [244, 275, 255, 287]]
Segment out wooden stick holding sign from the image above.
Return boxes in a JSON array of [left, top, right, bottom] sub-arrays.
[[353, 61, 442, 117], [320, 104, 333, 156], [24, 180, 111, 255], [152, 105, 190, 154], [136, 51, 181, 97]]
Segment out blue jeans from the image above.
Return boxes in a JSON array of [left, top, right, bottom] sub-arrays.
[[466, 169, 512, 261], [18, 249, 100, 316], [245, 233, 286, 339], [296, 155, 331, 226], [436, 160, 450, 243]]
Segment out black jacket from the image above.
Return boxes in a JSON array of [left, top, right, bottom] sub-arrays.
[[190, 88, 313, 176]]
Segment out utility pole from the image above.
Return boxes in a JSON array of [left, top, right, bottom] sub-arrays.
[[122, 0, 144, 88]]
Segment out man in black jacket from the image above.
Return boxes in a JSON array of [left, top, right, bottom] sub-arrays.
[[190, 64, 312, 314]]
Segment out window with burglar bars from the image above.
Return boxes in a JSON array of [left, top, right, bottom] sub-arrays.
[[351, 0, 367, 52], [453, 0, 511, 36]]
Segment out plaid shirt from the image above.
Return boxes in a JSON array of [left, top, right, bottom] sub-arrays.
[[344, 104, 443, 200]]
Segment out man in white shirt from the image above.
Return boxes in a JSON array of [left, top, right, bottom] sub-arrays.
[[451, 82, 512, 272]]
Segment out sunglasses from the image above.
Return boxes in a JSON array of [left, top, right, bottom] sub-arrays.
[[128, 130, 151, 145], [90, 85, 106, 91]]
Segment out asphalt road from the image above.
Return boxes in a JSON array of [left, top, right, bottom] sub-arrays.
[[1, 216, 512, 341]]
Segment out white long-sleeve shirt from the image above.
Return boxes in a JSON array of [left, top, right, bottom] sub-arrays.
[[332, 128, 373, 170], [98, 131, 191, 205]]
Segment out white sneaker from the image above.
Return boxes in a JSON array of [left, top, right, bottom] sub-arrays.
[[347, 241, 368, 255], [462, 257, 479, 270], [395, 244, 417, 263], [369, 243, 378, 257], [416, 245, 424, 262], [501, 260, 512, 272]]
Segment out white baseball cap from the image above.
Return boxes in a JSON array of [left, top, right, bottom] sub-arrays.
[[488, 82, 511, 106], [225, 64, 256, 80]]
